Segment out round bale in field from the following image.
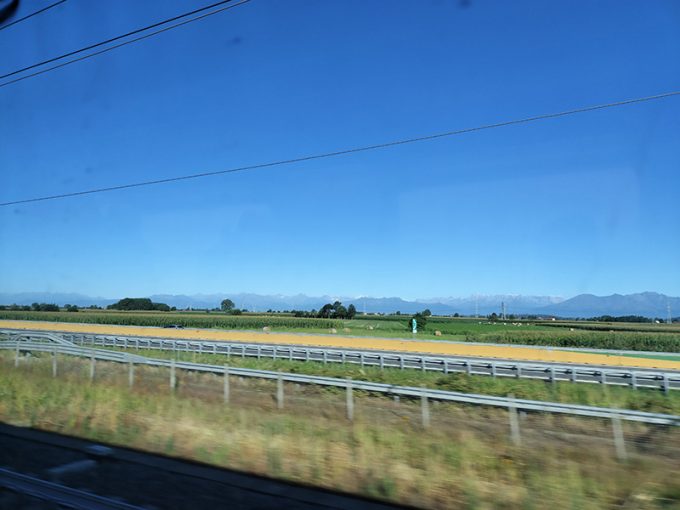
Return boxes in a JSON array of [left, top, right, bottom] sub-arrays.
[[263, 326, 271, 333], [434, 330, 442, 336]]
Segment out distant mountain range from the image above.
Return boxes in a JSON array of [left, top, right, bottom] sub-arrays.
[[0, 291, 677, 319]]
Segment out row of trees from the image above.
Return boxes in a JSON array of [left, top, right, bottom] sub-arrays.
[[0, 302, 77, 312], [589, 315, 656, 323]]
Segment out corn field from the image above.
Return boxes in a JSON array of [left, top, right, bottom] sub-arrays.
[[0, 311, 343, 330]]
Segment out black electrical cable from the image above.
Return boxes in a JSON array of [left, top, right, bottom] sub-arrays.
[[2, 90, 678, 207], [0, 0, 67, 32], [0, 0, 238, 81]]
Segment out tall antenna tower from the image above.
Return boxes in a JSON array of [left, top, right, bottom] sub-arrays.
[[501, 301, 506, 320]]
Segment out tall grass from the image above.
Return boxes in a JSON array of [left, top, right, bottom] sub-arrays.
[[101, 346, 680, 414], [1, 353, 679, 509]]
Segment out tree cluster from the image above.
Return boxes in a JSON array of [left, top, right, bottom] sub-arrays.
[[316, 301, 357, 320], [31, 302, 60, 312], [410, 311, 429, 330], [107, 298, 170, 311], [220, 299, 244, 315]]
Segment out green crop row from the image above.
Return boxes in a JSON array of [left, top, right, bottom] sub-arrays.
[[0, 311, 343, 330], [471, 330, 680, 352]]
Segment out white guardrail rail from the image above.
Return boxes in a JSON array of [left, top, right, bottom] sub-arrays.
[[1, 333, 679, 426], [2, 328, 679, 392]]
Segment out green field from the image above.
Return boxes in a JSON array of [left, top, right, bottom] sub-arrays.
[[2, 310, 680, 352]]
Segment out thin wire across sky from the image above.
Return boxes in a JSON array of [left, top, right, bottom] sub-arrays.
[[0, 0, 250, 88], [0, 0, 66, 32], [1, 90, 678, 207]]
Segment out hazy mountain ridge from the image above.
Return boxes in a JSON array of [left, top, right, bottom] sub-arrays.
[[0, 291, 677, 318], [539, 292, 679, 319]]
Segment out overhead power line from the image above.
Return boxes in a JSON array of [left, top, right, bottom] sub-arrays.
[[0, 0, 248, 87], [1, 90, 678, 208], [0, 0, 66, 32]]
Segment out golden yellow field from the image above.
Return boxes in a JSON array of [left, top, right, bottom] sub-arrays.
[[2, 319, 679, 370]]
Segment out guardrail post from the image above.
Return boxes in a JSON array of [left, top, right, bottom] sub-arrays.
[[123, 338, 128, 350], [662, 374, 670, 395], [346, 378, 354, 422], [601, 372, 606, 385], [227, 344, 231, 359], [465, 360, 471, 376], [399, 356, 404, 370], [490, 362, 497, 378], [443, 360, 449, 374], [421, 357, 426, 373], [276, 373, 284, 409], [128, 361, 135, 388], [379, 354, 384, 370], [257, 345, 262, 360], [213, 344, 217, 355], [549, 367, 555, 385], [630, 372, 637, 390], [611, 415, 627, 461], [241, 345, 245, 358], [360, 352, 365, 368], [52, 347, 58, 378], [421, 389, 430, 429], [516, 365, 522, 379], [305, 349, 310, 362], [273, 347, 277, 361], [289, 347, 293, 362], [571, 369, 577, 383], [170, 359, 176, 392], [323, 351, 328, 365], [508, 394, 521, 446], [89, 355, 96, 381], [135, 338, 139, 351], [223, 365, 230, 404]]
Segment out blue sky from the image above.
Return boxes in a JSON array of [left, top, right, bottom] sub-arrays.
[[1, 0, 679, 300]]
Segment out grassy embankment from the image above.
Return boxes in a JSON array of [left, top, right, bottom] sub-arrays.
[[1, 310, 680, 352], [1, 352, 679, 509], [95, 346, 680, 414]]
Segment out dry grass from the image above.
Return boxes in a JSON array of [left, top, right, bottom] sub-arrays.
[[3, 319, 679, 370], [1, 352, 680, 509]]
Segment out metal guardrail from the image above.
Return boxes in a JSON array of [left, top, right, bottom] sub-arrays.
[[3, 329, 677, 392], [0, 467, 144, 509], [2, 340, 679, 426]]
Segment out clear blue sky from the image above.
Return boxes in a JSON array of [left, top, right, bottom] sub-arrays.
[[1, 0, 679, 300]]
